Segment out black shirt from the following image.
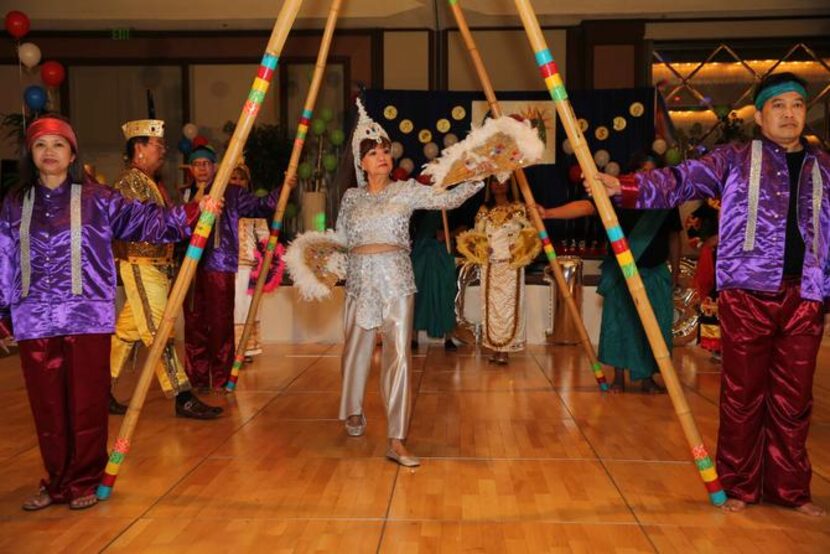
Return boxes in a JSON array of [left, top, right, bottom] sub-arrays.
[[609, 208, 682, 268], [783, 150, 806, 276]]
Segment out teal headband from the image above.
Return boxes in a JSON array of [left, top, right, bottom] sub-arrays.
[[189, 146, 216, 164], [754, 81, 807, 110]]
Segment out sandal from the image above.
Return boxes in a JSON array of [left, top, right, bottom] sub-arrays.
[[69, 493, 98, 510], [22, 487, 53, 511]]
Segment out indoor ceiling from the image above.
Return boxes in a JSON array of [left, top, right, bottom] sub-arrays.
[[5, 0, 830, 31]]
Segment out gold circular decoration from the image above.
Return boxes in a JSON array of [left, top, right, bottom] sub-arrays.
[[383, 105, 398, 120], [629, 102, 644, 117], [451, 106, 466, 120], [578, 118, 589, 133], [436, 118, 451, 133], [595, 126, 609, 141], [613, 116, 627, 131], [418, 129, 433, 144], [399, 119, 414, 134]]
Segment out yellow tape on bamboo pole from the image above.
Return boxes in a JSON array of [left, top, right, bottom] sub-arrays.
[[97, 0, 305, 501], [511, 0, 726, 505], [447, 0, 606, 390], [227, 0, 343, 392]]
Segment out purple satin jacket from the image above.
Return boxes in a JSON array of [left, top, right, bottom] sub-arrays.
[[622, 137, 830, 304], [197, 183, 278, 272], [0, 179, 193, 341]]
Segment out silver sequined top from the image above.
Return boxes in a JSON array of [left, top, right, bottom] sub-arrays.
[[336, 178, 483, 329]]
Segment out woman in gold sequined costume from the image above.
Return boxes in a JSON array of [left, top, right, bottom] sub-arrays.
[[457, 178, 540, 364]]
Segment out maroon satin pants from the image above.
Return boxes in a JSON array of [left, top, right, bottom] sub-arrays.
[[184, 269, 235, 389], [18, 334, 110, 502], [717, 280, 824, 507]]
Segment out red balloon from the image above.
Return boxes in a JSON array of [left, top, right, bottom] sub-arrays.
[[40, 61, 66, 87], [391, 167, 408, 182], [5, 10, 30, 39], [192, 135, 209, 147], [568, 164, 582, 184]]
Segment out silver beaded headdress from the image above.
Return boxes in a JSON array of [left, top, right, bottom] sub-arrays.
[[351, 98, 390, 187]]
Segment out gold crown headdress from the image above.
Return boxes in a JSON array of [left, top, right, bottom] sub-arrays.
[[121, 119, 165, 140], [351, 98, 389, 187]]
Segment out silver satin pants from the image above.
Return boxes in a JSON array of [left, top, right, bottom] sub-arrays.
[[339, 294, 414, 440]]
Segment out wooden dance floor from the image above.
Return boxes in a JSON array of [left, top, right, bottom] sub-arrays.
[[1, 338, 829, 552]]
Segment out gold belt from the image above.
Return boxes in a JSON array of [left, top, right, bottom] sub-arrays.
[[125, 255, 174, 266]]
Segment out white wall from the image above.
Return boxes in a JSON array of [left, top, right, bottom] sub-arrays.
[[189, 64, 280, 150], [646, 18, 830, 40], [384, 31, 430, 90], [447, 29, 567, 92]]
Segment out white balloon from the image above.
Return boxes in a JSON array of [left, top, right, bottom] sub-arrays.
[[182, 123, 199, 140], [399, 158, 414, 174], [562, 139, 574, 155], [593, 149, 610, 169], [423, 142, 439, 160], [390, 141, 404, 160], [443, 133, 458, 147], [652, 138, 667, 155], [605, 161, 621, 176], [18, 42, 42, 69]]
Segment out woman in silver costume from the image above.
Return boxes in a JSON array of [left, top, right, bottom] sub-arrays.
[[337, 100, 482, 466]]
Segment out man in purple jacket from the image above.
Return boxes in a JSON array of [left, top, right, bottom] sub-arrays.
[[183, 146, 280, 391], [591, 72, 829, 517]]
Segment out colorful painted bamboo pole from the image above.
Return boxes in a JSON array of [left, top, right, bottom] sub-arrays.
[[227, 0, 343, 392], [511, 0, 725, 505], [447, 0, 607, 390], [96, 0, 305, 501]]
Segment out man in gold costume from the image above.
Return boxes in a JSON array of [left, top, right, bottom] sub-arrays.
[[109, 118, 221, 419]]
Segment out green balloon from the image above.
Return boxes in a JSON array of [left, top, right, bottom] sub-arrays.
[[319, 107, 334, 123], [297, 162, 313, 179], [311, 119, 327, 136], [254, 188, 269, 198], [329, 129, 345, 146], [323, 153, 338, 172], [284, 203, 298, 219], [665, 147, 682, 166], [313, 212, 326, 231]]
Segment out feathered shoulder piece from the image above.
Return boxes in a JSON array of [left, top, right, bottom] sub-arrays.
[[456, 229, 489, 266], [510, 228, 541, 268], [285, 230, 347, 301], [421, 116, 544, 190]]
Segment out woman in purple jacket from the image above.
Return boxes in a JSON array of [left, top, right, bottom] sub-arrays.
[[0, 116, 200, 511], [591, 73, 829, 517]]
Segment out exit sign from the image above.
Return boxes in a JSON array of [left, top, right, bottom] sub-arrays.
[[112, 28, 131, 40]]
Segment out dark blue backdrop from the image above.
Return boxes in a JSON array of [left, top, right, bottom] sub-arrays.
[[362, 88, 655, 248]]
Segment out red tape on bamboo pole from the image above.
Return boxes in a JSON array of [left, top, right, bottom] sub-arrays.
[[96, 0, 305, 501], [447, 0, 607, 390], [227, 0, 343, 392], [511, 0, 726, 505]]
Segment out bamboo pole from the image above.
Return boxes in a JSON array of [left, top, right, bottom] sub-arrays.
[[227, 0, 343, 392], [447, 0, 607, 390], [510, 0, 726, 505], [96, 0, 305, 501], [441, 210, 452, 253]]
